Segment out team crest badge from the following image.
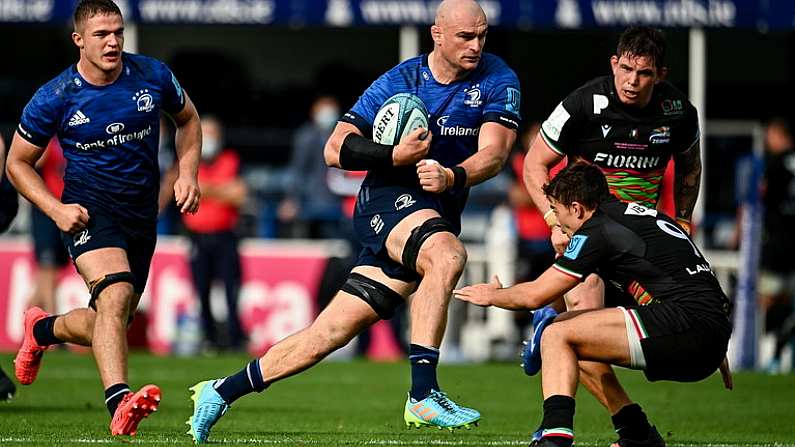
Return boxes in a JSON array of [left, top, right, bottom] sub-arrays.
[[133, 89, 155, 113]]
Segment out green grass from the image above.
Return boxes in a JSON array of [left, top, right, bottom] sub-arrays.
[[0, 351, 793, 446]]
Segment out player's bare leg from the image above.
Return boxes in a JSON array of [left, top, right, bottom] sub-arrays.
[[27, 266, 59, 313], [74, 248, 133, 388], [74, 248, 159, 435], [563, 275, 632, 411], [386, 209, 480, 430], [52, 308, 96, 347], [258, 280, 386, 383], [558, 274, 660, 446], [535, 308, 629, 446], [187, 266, 412, 443]]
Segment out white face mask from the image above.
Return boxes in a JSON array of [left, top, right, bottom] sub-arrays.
[[202, 137, 221, 160], [313, 105, 339, 130]]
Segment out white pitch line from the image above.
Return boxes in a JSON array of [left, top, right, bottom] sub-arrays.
[[0, 438, 793, 447]]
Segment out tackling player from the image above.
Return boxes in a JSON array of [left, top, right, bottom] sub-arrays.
[[522, 26, 711, 446], [455, 162, 732, 447], [6, 0, 201, 436], [186, 0, 520, 442]]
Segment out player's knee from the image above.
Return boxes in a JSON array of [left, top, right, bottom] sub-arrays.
[[565, 274, 604, 311], [540, 322, 568, 351], [89, 272, 135, 320], [419, 235, 466, 279], [401, 217, 458, 275]]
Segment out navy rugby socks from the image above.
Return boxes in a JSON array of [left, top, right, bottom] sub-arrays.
[[214, 359, 268, 404], [33, 316, 64, 346], [539, 395, 576, 447], [105, 383, 131, 416], [408, 344, 440, 401], [612, 403, 652, 441]]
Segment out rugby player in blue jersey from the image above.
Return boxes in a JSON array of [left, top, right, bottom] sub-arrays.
[[6, 0, 201, 436], [186, 0, 520, 442]]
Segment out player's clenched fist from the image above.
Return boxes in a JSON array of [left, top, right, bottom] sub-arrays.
[[551, 226, 570, 255], [52, 203, 90, 234], [417, 159, 452, 193], [392, 128, 431, 166], [174, 176, 201, 214]]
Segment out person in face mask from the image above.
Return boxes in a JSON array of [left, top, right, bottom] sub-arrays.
[[182, 115, 249, 352], [278, 96, 346, 239]]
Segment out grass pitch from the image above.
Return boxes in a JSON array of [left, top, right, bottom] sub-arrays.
[[0, 350, 793, 446]]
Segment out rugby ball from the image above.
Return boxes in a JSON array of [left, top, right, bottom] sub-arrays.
[[372, 93, 429, 145]]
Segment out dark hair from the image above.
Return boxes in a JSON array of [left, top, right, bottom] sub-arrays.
[[616, 26, 666, 69], [74, 0, 122, 30], [543, 162, 612, 210]]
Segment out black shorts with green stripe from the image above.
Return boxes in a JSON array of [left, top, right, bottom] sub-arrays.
[[631, 298, 731, 383]]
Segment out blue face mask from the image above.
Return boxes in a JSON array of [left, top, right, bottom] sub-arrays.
[[313, 106, 339, 131]]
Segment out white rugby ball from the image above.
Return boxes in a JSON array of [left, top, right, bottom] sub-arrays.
[[372, 93, 429, 145]]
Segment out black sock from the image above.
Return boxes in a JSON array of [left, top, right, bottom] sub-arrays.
[[409, 344, 439, 401], [214, 359, 268, 404], [32, 316, 64, 347], [105, 383, 131, 416], [540, 395, 576, 447], [612, 403, 651, 440]]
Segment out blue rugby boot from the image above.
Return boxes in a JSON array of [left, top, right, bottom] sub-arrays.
[[521, 307, 558, 376], [404, 389, 480, 430], [186, 380, 229, 444]]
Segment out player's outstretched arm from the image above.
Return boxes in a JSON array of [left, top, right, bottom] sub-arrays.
[[673, 140, 702, 229], [454, 267, 578, 311], [170, 92, 202, 214], [6, 133, 89, 233]]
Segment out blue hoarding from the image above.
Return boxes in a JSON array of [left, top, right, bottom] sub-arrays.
[[0, 0, 792, 29]]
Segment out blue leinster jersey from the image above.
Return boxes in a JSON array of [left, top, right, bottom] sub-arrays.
[[342, 53, 521, 191], [17, 52, 185, 222]]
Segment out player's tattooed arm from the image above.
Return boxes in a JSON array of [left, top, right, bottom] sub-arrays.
[[673, 140, 702, 223], [456, 122, 516, 187]]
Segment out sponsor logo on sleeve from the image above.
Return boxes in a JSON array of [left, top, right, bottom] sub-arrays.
[[563, 235, 588, 260], [170, 72, 184, 104], [542, 102, 570, 142], [505, 87, 520, 115]]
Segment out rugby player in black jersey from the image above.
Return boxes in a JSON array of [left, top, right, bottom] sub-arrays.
[[520, 26, 724, 446], [455, 162, 732, 447]]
